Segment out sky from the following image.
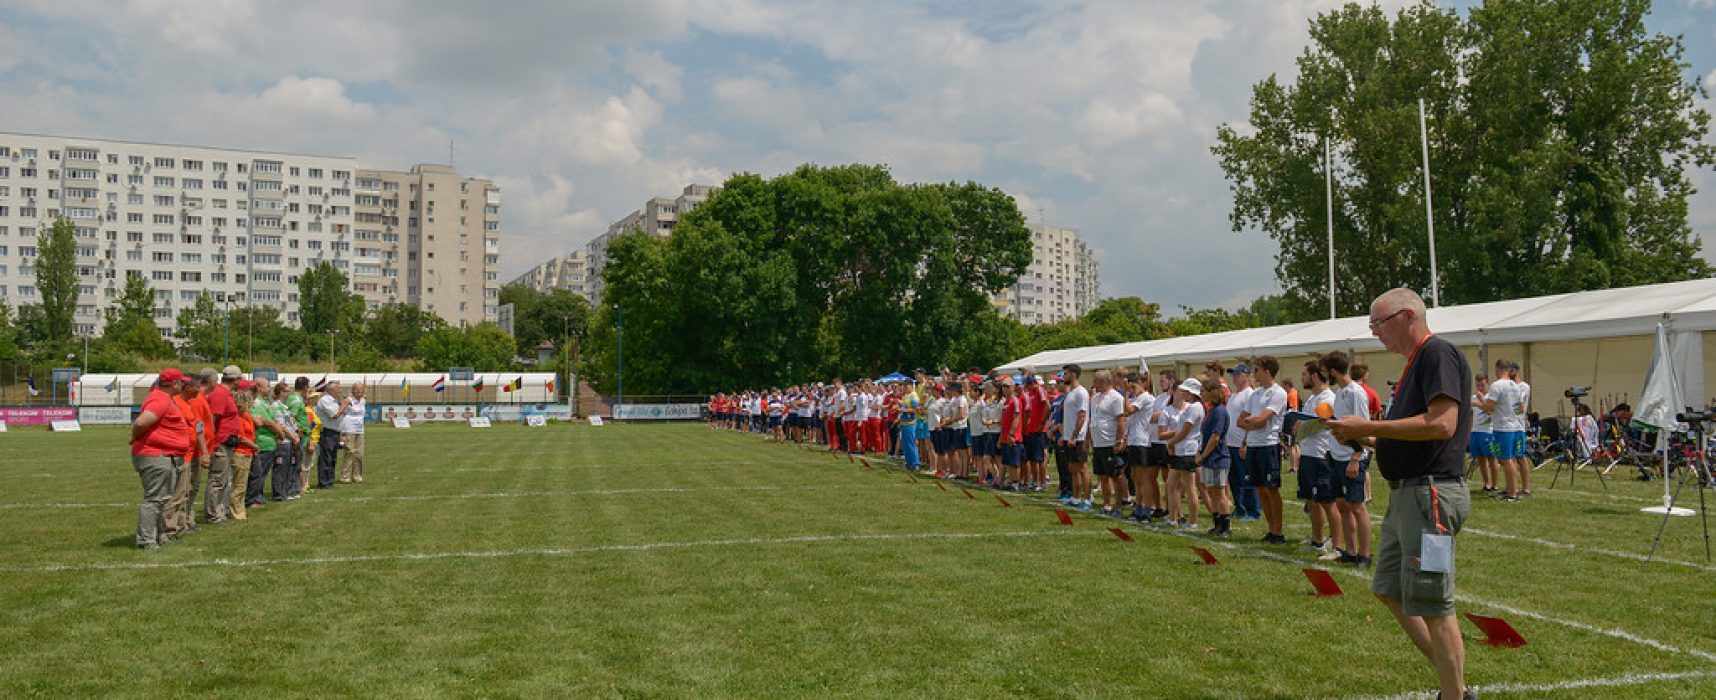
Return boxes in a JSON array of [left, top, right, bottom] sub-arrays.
[[1, 0, 1713, 312]]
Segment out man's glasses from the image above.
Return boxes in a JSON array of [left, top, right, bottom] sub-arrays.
[[1368, 308, 1407, 330]]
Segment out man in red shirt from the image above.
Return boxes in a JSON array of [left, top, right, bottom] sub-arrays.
[[165, 373, 213, 538], [1021, 374, 1050, 492], [1353, 363, 1384, 418], [999, 377, 1023, 488], [201, 367, 244, 525], [131, 369, 194, 550]]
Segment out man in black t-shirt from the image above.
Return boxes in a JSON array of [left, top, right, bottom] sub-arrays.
[[1329, 288, 1473, 700]]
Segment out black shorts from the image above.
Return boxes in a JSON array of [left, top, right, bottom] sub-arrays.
[[1024, 432, 1048, 463], [1092, 446, 1123, 476], [1063, 441, 1088, 463], [1247, 444, 1283, 490], [1146, 444, 1171, 468], [1125, 445, 1148, 468], [1170, 455, 1198, 472]]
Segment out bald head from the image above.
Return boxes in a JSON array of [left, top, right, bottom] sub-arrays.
[[1374, 287, 1427, 318], [1369, 287, 1432, 355]]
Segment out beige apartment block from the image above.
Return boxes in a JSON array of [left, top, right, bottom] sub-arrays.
[[353, 164, 500, 327], [582, 184, 715, 302], [0, 131, 358, 337], [509, 249, 589, 298], [993, 223, 1101, 325]]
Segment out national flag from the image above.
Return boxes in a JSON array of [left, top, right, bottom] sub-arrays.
[[473, 377, 485, 393], [25, 376, 40, 397], [546, 377, 556, 395], [432, 375, 446, 393], [314, 375, 329, 392], [107, 377, 120, 392], [400, 376, 410, 398], [502, 376, 523, 393]]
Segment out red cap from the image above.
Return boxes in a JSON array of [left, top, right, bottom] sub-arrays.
[[158, 368, 187, 384], [238, 380, 256, 391]]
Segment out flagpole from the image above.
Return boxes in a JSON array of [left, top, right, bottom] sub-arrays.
[[1325, 133, 1336, 320], [1419, 98, 1440, 308]]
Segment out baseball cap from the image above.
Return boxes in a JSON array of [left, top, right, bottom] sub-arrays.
[[1178, 378, 1204, 395], [1023, 373, 1039, 385], [1227, 363, 1252, 375], [222, 365, 243, 380], [158, 368, 187, 384]]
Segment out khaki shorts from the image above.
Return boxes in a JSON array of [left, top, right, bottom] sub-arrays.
[[1372, 477, 1470, 617]]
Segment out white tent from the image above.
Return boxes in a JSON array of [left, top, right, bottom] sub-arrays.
[[997, 278, 1716, 417]]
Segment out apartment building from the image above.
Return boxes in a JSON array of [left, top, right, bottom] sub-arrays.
[[353, 164, 501, 326], [993, 223, 1101, 325], [508, 249, 589, 298], [0, 131, 500, 336], [582, 184, 715, 302]]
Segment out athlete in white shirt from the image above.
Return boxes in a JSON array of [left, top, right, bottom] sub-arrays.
[[1320, 351, 1373, 567], [1297, 361, 1338, 553], [1088, 371, 1128, 517], [1225, 367, 1260, 521], [1058, 366, 1093, 509], [1235, 356, 1290, 543], [1162, 378, 1205, 529], [1480, 360, 1528, 501], [1123, 373, 1157, 521], [1468, 373, 1499, 494]]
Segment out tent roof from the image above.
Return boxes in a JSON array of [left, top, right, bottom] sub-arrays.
[[997, 278, 1716, 373]]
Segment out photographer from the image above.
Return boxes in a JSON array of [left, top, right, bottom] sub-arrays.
[[1329, 288, 1473, 700]]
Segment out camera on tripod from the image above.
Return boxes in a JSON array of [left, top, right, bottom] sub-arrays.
[[1678, 409, 1710, 426], [1565, 386, 1591, 400]]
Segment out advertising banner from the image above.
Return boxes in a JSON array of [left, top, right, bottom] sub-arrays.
[[612, 404, 703, 420], [372, 404, 480, 423], [78, 407, 135, 425], [0, 407, 77, 426], [479, 405, 574, 422]]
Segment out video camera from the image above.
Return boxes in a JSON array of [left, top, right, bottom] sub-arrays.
[[1564, 386, 1591, 399], [1678, 409, 1710, 426]]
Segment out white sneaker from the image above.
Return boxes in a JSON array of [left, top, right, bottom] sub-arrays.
[[1318, 549, 1344, 561]]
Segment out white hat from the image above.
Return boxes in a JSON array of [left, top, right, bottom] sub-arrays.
[[1177, 378, 1204, 395]]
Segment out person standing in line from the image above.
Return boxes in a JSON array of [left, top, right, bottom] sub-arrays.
[[1143, 370, 1180, 523], [336, 383, 367, 484], [1196, 381, 1233, 536], [1123, 371, 1156, 522], [289, 377, 312, 497], [228, 383, 260, 521], [1321, 350, 1374, 567], [130, 369, 193, 550], [200, 367, 244, 526], [1329, 287, 1473, 700], [1225, 364, 1261, 521], [163, 374, 211, 539], [1468, 373, 1499, 495], [1058, 365, 1092, 510], [244, 381, 285, 510], [1087, 371, 1127, 517], [1047, 377, 1069, 500], [315, 381, 344, 489], [1021, 373, 1049, 493], [1353, 363, 1383, 418], [269, 382, 299, 502], [897, 382, 922, 471], [1297, 361, 1339, 554], [999, 378, 1023, 488], [1236, 356, 1289, 544], [1509, 361, 1533, 497], [1480, 360, 1527, 502], [1161, 378, 1205, 530]]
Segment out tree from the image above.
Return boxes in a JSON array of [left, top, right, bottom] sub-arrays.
[[1213, 0, 1713, 315], [498, 284, 589, 358], [580, 165, 1033, 395], [366, 303, 447, 358], [34, 218, 79, 340], [229, 306, 307, 363], [297, 262, 364, 353], [0, 298, 17, 362], [414, 324, 516, 372], [174, 292, 225, 361], [103, 272, 175, 359]]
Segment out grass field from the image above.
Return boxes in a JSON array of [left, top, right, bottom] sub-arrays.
[[2, 422, 1714, 698]]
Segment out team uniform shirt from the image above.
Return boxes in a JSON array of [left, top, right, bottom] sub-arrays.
[[1487, 378, 1525, 432], [1517, 382, 1532, 418], [1298, 388, 1336, 458], [1124, 391, 1155, 447], [1024, 386, 1049, 435], [207, 384, 241, 446], [250, 401, 278, 453], [1172, 402, 1205, 457], [1089, 388, 1125, 448], [1200, 404, 1231, 466], [1329, 382, 1371, 462], [186, 394, 215, 456], [1225, 387, 1254, 449], [1150, 393, 1175, 445], [1000, 395, 1021, 442], [948, 396, 970, 431], [1060, 386, 1090, 442], [927, 398, 945, 430], [1047, 393, 1066, 437], [237, 411, 258, 456], [1471, 392, 1493, 434], [1244, 384, 1288, 447], [134, 388, 194, 457], [1360, 382, 1382, 417], [833, 389, 853, 422]]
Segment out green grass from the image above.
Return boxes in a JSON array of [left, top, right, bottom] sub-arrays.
[[1, 423, 1713, 698]]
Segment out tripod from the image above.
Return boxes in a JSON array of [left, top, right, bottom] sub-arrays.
[[1647, 420, 1712, 563], [1547, 406, 1608, 491]]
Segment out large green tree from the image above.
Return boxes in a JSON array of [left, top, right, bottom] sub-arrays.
[[414, 323, 516, 373], [33, 218, 79, 340], [103, 272, 175, 359], [297, 262, 365, 349], [0, 298, 17, 361], [365, 302, 448, 359], [581, 165, 1032, 395], [1213, 0, 1713, 315], [174, 291, 225, 361], [497, 284, 589, 358], [230, 306, 308, 364]]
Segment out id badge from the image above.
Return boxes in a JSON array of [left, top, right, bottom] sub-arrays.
[[1420, 532, 1453, 573]]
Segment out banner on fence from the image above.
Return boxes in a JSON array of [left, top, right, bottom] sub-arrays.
[[612, 404, 702, 421], [78, 406, 134, 425], [372, 405, 479, 423], [0, 407, 77, 426], [479, 405, 573, 422]]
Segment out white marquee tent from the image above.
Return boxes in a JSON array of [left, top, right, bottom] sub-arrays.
[[72, 372, 559, 407], [997, 278, 1716, 418]]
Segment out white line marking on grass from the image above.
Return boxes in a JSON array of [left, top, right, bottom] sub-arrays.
[[0, 483, 907, 510], [0, 529, 1105, 574], [1459, 525, 1716, 574], [444, 460, 776, 473], [1341, 669, 1716, 699]]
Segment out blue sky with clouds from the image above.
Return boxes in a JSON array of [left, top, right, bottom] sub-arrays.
[[1, 0, 1712, 311]]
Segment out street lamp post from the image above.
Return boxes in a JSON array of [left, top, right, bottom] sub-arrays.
[[613, 303, 623, 422], [223, 296, 231, 366], [330, 330, 337, 370]]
